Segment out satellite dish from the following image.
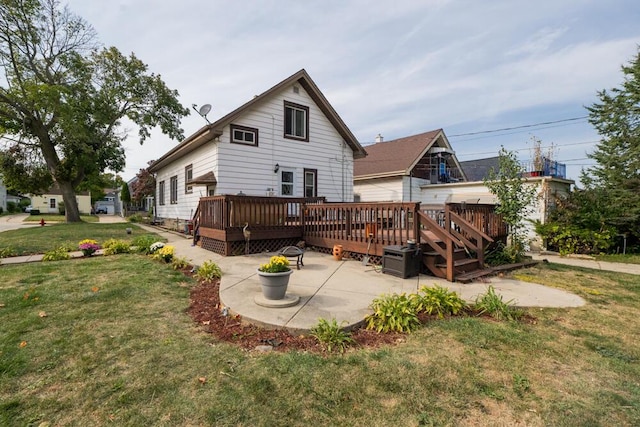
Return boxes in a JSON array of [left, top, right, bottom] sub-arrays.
[[192, 103, 212, 124], [199, 104, 211, 117]]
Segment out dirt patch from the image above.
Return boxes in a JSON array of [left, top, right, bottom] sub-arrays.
[[186, 279, 403, 353]]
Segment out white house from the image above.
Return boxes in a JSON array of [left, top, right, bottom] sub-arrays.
[[149, 69, 367, 221], [354, 130, 574, 250]]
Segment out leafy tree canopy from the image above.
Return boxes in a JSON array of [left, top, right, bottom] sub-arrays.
[[584, 47, 640, 234], [131, 161, 156, 203], [0, 0, 189, 221]]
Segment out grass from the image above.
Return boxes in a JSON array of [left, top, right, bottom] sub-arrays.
[[0, 223, 160, 256], [23, 214, 99, 223], [596, 253, 640, 265], [0, 259, 638, 425]]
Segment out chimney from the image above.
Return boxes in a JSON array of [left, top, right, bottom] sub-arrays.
[[375, 134, 384, 143]]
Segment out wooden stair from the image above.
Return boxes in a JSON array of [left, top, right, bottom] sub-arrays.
[[417, 208, 494, 282]]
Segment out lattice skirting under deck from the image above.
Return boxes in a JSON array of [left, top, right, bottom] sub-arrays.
[[200, 237, 301, 256]]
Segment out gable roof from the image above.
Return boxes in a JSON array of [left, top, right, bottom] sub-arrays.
[[149, 69, 366, 172], [459, 156, 501, 182], [354, 129, 466, 181]]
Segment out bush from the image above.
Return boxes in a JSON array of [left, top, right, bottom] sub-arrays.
[[0, 247, 17, 258], [311, 318, 355, 353], [414, 285, 466, 319], [474, 286, 523, 321], [42, 247, 71, 261], [534, 222, 614, 255], [366, 293, 421, 333], [6, 201, 18, 213], [102, 239, 131, 255], [171, 256, 190, 270], [195, 261, 222, 282], [485, 241, 523, 266], [131, 235, 160, 254], [127, 213, 143, 223]]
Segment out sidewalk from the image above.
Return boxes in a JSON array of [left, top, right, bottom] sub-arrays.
[[528, 252, 640, 275]]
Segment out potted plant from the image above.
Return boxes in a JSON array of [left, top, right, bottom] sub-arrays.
[[257, 255, 293, 300], [78, 239, 101, 257]]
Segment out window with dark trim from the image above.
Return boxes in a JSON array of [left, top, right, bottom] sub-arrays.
[[304, 168, 317, 198], [158, 181, 165, 205], [49, 198, 56, 209], [281, 169, 294, 196], [230, 124, 259, 146], [185, 164, 193, 194], [170, 176, 178, 204], [284, 101, 309, 141]]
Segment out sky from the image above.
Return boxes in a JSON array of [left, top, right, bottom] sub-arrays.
[[65, 0, 640, 184]]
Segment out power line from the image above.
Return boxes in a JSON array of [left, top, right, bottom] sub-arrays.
[[447, 116, 589, 138], [455, 140, 599, 158]]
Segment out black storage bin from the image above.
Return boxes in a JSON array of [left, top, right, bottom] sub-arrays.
[[382, 245, 421, 279]]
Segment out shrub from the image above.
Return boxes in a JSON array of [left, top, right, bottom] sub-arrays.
[[366, 293, 421, 333], [102, 239, 131, 255], [6, 201, 18, 213], [311, 318, 355, 353], [171, 256, 190, 270], [127, 213, 143, 223], [0, 247, 17, 258], [485, 241, 523, 266], [534, 221, 614, 255], [43, 247, 71, 261], [131, 235, 159, 254], [415, 285, 466, 319], [195, 261, 222, 282], [151, 245, 174, 262], [474, 286, 523, 321]]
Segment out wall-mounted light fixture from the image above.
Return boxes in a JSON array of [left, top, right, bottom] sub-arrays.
[[274, 163, 280, 173]]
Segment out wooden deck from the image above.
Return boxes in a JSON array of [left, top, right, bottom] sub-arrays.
[[192, 196, 507, 281]]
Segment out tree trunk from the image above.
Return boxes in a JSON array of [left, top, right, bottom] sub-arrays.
[[57, 180, 82, 222]]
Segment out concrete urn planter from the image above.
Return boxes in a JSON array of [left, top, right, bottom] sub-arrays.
[[257, 269, 293, 300]]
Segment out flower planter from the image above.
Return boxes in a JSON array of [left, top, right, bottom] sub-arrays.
[[257, 269, 293, 300]]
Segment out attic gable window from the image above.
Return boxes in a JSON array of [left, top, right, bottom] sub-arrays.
[[284, 101, 309, 141], [230, 124, 258, 146]]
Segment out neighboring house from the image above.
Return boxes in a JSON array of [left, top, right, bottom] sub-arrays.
[[353, 129, 467, 202], [149, 69, 367, 221], [354, 131, 574, 250], [94, 189, 122, 215], [28, 184, 92, 214], [126, 176, 154, 213]]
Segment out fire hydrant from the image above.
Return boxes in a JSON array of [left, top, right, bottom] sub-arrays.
[[39, 218, 46, 226]]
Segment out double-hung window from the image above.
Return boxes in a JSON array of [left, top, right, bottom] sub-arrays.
[[170, 176, 178, 204], [230, 124, 258, 146], [185, 164, 193, 194], [304, 168, 317, 198], [158, 181, 165, 205], [284, 101, 309, 141]]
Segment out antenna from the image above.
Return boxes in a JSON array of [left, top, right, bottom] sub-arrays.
[[192, 103, 212, 124]]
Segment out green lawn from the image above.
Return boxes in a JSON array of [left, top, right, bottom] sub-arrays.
[[0, 223, 159, 256], [22, 214, 99, 223], [0, 253, 639, 425], [596, 253, 640, 265]]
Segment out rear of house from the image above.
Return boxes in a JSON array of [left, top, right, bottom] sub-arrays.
[[149, 69, 366, 223]]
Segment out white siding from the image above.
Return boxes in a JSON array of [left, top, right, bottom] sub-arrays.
[[155, 140, 219, 219], [354, 177, 404, 202], [216, 84, 353, 202], [153, 80, 356, 220]]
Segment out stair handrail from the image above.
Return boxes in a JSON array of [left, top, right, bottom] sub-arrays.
[[192, 203, 200, 245], [447, 210, 494, 266], [417, 210, 456, 282]]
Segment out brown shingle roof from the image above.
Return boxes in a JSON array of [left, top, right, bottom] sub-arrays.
[[354, 129, 442, 178]]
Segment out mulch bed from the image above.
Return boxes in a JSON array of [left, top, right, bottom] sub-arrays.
[[186, 279, 404, 353], [183, 269, 536, 354]]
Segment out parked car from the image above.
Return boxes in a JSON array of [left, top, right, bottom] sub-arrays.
[[95, 207, 107, 214], [24, 205, 33, 213]]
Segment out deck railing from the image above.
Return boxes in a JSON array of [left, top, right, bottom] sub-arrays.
[[446, 203, 507, 242]]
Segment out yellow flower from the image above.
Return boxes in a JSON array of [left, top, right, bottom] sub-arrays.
[[259, 255, 290, 273]]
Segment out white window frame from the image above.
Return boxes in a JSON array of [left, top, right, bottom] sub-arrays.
[[280, 168, 295, 197], [304, 169, 317, 198]]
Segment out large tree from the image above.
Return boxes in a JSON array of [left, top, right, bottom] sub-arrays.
[[585, 48, 640, 236], [131, 161, 155, 205], [0, 0, 189, 222]]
